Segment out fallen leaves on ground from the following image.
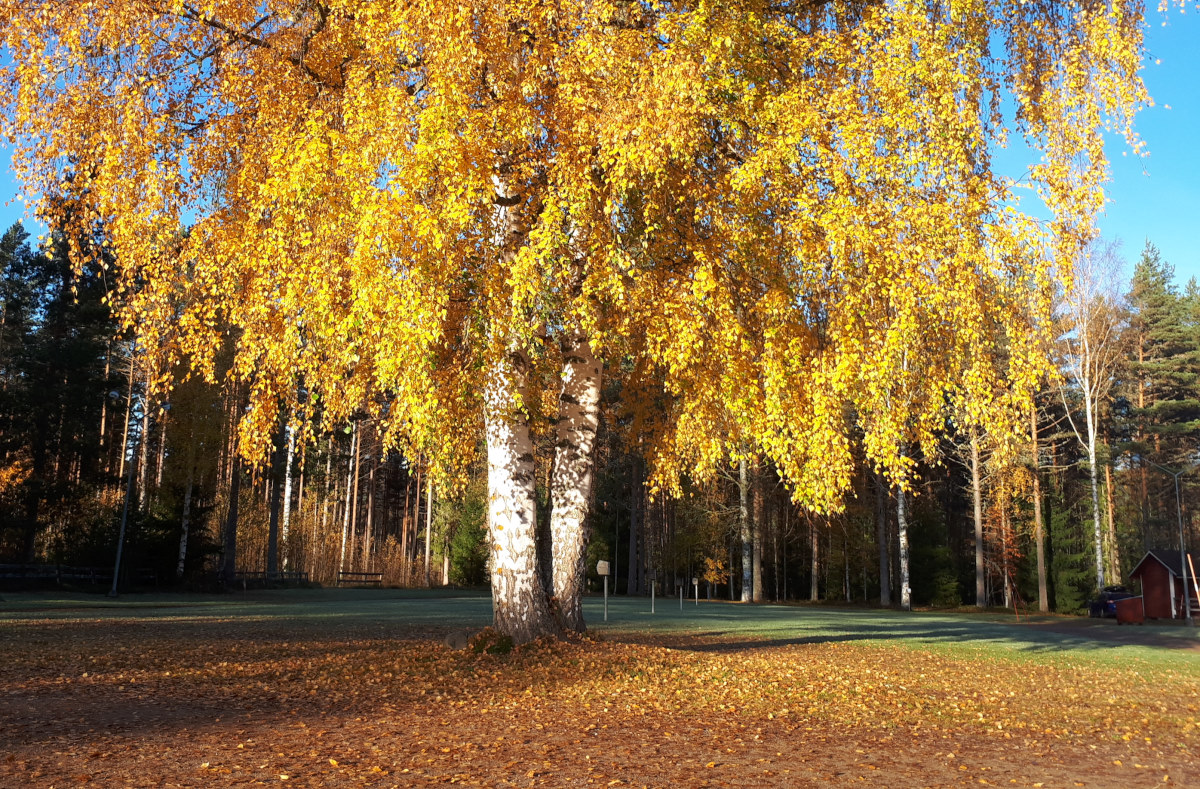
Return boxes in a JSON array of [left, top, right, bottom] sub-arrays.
[[1, 614, 1196, 787]]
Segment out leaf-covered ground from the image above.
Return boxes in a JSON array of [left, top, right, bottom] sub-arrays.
[[2, 593, 1197, 787]]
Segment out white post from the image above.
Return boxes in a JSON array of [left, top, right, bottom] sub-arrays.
[[651, 581, 655, 614], [1188, 555, 1200, 622], [597, 560, 611, 623]]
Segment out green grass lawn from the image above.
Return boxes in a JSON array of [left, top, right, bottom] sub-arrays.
[[5, 587, 1196, 667]]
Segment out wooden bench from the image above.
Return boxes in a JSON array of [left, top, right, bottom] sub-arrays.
[[231, 570, 310, 589], [337, 571, 383, 587], [1, 564, 113, 587]]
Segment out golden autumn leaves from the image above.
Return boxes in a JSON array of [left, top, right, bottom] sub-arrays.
[[0, 1, 1148, 508], [4, 606, 1197, 786]]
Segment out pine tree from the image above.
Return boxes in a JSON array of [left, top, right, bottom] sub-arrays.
[[1126, 242, 1200, 547]]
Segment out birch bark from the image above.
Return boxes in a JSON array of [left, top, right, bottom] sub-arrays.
[[549, 333, 603, 632], [485, 349, 556, 643], [281, 426, 295, 570], [971, 431, 986, 608]]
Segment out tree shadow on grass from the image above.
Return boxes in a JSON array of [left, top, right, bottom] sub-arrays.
[[603, 616, 1200, 655]]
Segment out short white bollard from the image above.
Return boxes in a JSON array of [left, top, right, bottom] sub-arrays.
[[597, 560, 610, 622]]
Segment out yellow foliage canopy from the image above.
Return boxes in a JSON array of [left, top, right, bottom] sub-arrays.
[[0, 0, 1148, 506]]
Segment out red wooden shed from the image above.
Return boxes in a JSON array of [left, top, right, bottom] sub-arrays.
[[1128, 550, 1199, 620]]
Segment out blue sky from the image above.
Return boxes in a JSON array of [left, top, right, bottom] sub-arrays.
[[2, 11, 1197, 289], [1096, 10, 1200, 287]]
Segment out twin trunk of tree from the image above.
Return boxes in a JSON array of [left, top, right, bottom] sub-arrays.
[[485, 333, 603, 643], [549, 334, 603, 632]]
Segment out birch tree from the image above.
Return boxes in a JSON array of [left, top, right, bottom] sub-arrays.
[[2, 0, 1147, 641], [1058, 240, 1127, 592]]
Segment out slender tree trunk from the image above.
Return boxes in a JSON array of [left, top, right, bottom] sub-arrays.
[[739, 456, 752, 602], [1138, 340, 1149, 546], [338, 424, 357, 573], [1079, 368, 1107, 591], [842, 530, 849, 602], [362, 450, 376, 573], [810, 515, 819, 602], [424, 471, 433, 587], [1086, 437, 1106, 591], [728, 532, 736, 601], [154, 418, 166, 493], [281, 425, 296, 570], [1000, 479, 1012, 609], [221, 460, 241, 586], [401, 466, 412, 573], [971, 431, 986, 608], [824, 528, 831, 597], [176, 462, 195, 580], [319, 435, 333, 575], [626, 456, 641, 596], [1031, 405, 1049, 612], [897, 484, 911, 611], [771, 499, 780, 602], [413, 461, 424, 571], [99, 342, 110, 458], [267, 427, 284, 579], [118, 349, 134, 484], [137, 378, 150, 508], [1105, 460, 1121, 582], [782, 506, 788, 601], [109, 421, 139, 597], [752, 475, 764, 603], [349, 422, 362, 571], [485, 348, 556, 643], [549, 333, 603, 630], [875, 470, 890, 606]]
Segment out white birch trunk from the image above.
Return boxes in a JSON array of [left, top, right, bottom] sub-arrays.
[[485, 351, 556, 643], [971, 431, 985, 608], [548, 333, 602, 631], [897, 484, 911, 611], [1083, 382, 1106, 591], [281, 426, 295, 570]]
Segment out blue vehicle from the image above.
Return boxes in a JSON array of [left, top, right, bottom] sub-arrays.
[[1088, 585, 1134, 618]]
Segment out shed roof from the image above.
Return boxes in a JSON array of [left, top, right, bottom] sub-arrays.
[[1130, 549, 1200, 579]]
